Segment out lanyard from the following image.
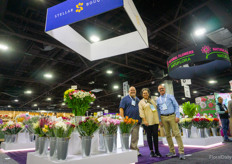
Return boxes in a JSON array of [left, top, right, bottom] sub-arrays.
[[129, 95, 136, 101], [159, 94, 167, 103]]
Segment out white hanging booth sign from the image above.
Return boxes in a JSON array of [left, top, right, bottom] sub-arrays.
[[45, 0, 148, 61]]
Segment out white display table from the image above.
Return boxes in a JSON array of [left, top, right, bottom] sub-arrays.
[[27, 149, 138, 164], [162, 136, 223, 147], [1, 142, 35, 151]]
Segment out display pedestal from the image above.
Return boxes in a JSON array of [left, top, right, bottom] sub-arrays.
[[27, 149, 137, 164], [1, 142, 35, 151], [162, 136, 223, 147]]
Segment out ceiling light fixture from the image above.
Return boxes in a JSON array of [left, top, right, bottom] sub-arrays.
[[47, 97, 51, 101], [24, 90, 32, 94], [33, 104, 38, 107], [14, 99, 19, 102], [8, 105, 11, 108], [61, 102, 65, 106], [97, 105, 100, 108], [106, 70, 113, 74], [194, 28, 206, 36], [90, 35, 100, 42], [0, 44, 8, 51], [193, 91, 198, 94], [208, 80, 217, 84], [118, 95, 121, 98], [155, 93, 159, 96], [182, 98, 186, 100], [113, 85, 119, 89], [44, 73, 53, 79]]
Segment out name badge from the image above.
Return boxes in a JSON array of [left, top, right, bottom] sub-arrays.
[[162, 104, 167, 110], [131, 100, 136, 106], [150, 104, 156, 111]]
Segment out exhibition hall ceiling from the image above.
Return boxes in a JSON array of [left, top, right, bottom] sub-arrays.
[[0, 0, 231, 112]]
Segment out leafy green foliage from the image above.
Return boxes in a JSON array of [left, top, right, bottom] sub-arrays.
[[182, 101, 197, 118]]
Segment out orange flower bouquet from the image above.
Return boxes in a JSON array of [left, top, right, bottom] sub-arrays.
[[119, 116, 138, 134]]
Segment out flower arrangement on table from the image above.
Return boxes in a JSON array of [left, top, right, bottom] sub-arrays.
[[32, 118, 50, 137], [209, 118, 219, 128], [15, 113, 31, 123], [24, 116, 40, 133], [192, 118, 210, 129], [77, 117, 100, 136], [101, 117, 121, 135], [53, 121, 75, 138], [1, 121, 23, 135], [64, 89, 96, 116], [179, 118, 192, 129], [119, 116, 138, 134]]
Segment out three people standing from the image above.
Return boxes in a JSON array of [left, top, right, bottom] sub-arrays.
[[119, 85, 185, 160]]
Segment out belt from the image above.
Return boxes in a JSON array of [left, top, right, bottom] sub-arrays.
[[161, 113, 175, 116]]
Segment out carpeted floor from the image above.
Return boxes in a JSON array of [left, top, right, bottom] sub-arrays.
[[3, 140, 231, 164]]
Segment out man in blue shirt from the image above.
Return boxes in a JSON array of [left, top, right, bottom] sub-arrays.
[[216, 97, 232, 142], [157, 85, 185, 160], [119, 86, 141, 156]]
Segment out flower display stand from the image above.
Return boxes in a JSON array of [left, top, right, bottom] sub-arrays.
[[162, 136, 223, 147], [27, 149, 137, 164], [1, 132, 35, 151], [1, 142, 35, 151]]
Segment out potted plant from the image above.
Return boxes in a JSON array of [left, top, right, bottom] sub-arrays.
[[182, 102, 197, 118]]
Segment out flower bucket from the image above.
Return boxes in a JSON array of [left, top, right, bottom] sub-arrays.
[[120, 133, 130, 151], [10, 134, 18, 143], [49, 137, 57, 159], [39, 137, 48, 156], [211, 127, 217, 136], [98, 133, 106, 151], [204, 128, 211, 137], [57, 138, 69, 160], [113, 133, 117, 152], [35, 135, 39, 153], [183, 128, 191, 138], [5, 135, 11, 143], [104, 134, 114, 153], [198, 128, 206, 138], [81, 136, 92, 158]]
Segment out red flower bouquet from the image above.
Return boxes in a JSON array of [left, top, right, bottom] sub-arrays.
[[192, 118, 210, 128]]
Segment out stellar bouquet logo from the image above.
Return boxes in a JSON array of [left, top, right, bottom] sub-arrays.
[[76, 2, 84, 12]]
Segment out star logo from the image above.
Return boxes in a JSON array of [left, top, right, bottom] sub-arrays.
[[76, 3, 83, 13]]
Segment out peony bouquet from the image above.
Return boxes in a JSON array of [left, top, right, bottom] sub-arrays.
[[179, 118, 192, 129], [77, 117, 100, 136], [192, 118, 210, 129], [2, 121, 23, 135], [54, 121, 75, 138], [119, 116, 138, 134], [64, 89, 96, 116], [101, 117, 120, 135]]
